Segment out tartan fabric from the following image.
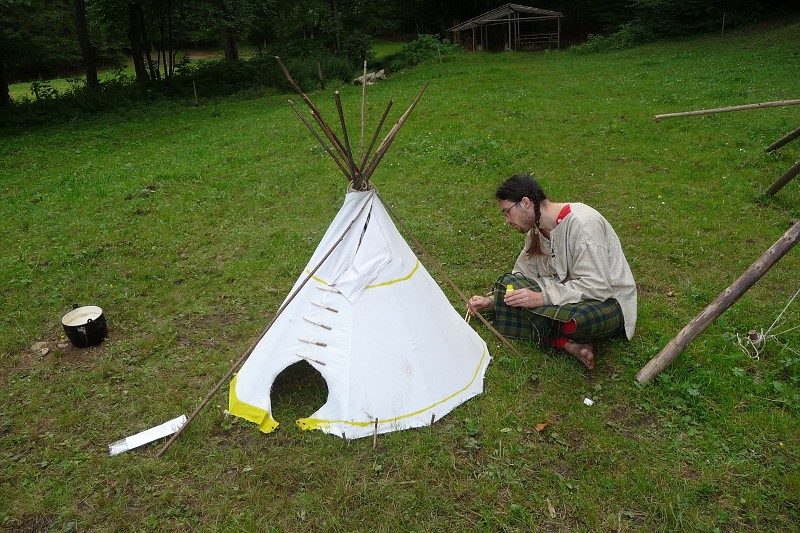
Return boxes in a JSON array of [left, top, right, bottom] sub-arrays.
[[492, 273, 623, 345]]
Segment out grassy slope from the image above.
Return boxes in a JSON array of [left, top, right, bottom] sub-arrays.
[[1, 19, 799, 532]]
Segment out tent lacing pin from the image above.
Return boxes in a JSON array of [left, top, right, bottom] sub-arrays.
[[316, 286, 341, 294], [295, 353, 326, 366], [311, 301, 339, 313], [302, 316, 333, 330], [299, 337, 327, 347]]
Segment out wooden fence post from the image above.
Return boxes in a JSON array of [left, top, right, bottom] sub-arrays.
[[636, 222, 800, 385]]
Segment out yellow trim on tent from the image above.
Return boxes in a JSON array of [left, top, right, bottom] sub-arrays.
[[295, 344, 489, 431], [306, 259, 419, 289], [228, 373, 279, 433]]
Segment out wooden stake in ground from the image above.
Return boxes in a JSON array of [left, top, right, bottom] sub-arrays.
[[654, 99, 800, 120], [636, 221, 800, 384]]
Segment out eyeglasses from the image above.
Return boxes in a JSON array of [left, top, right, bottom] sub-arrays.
[[501, 202, 520, 218]]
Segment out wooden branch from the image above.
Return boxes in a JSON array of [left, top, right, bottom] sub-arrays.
[[765, 159, 800, 197], [274, 56, 347, 159], [288, 99, 352, 181], [636, 221, 800, 384], [766, 125, 800, 153], [377, 193, 524, 359], [334, 90, 359, 188], [363, 82, 429, 182], [655, 99, 800, 120], [157, 197, 373, 457]]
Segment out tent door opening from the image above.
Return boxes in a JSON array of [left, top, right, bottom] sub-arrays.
[[270, 361, 329, 427]]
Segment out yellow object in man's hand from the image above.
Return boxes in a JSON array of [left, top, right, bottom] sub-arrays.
[[506, 284, 514, 293]]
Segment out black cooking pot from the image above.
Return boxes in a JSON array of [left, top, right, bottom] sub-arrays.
[[61, 305, 108, 348]]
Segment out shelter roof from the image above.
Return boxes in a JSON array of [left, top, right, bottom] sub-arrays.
[[448, 3, 562, 32]]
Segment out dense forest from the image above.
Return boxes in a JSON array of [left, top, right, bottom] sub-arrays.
[[1, 0, 796, 110]]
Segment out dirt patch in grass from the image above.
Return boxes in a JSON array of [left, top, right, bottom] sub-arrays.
[[172, 311, 247, 351], [1, 329, 110, 382]]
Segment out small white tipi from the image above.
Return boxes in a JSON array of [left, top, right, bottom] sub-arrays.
[[227, 61, 491, 439], [229, 190, 490, 438]]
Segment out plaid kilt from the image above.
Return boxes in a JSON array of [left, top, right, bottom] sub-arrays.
[[493, 273, 623, 344]]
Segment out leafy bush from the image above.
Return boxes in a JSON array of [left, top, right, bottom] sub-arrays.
[[572, 24, 656, 53], [388, 34, 462, 72]]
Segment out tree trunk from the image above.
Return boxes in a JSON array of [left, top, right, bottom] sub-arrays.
[[332, 0, 341, 52], [221, 25, 239, 63], [138, 4, 158, 80], [73, 0, 99, 89], [0, 37, 9, 107], [128, 2, 148, 81]]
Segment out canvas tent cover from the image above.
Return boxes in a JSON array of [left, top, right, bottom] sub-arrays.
[[229, 190, 491, 439]]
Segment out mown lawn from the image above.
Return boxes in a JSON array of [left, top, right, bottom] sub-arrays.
[[1, 18, 798, 532]]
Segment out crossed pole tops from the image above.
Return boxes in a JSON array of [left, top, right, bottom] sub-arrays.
[[275, 56, 428, 192]]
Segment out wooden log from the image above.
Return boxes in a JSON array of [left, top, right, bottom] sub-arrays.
[[765, 159, 800, 197], [636, 221, 800, 384], [766, 125, 800, 153], [654, 99, 800, 120]]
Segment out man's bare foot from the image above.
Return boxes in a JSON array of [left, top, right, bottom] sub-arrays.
[[563, 341, 595, 370]]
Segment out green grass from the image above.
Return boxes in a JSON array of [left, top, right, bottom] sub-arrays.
[[2, 19, 799, 531], [372, 39, 407, 61]]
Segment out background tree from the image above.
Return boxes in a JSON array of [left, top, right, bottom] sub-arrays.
[[72, 0, 98, 88]]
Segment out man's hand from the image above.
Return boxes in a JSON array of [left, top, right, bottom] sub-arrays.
[[467, 295, 493, 315], [504, 288, 543, 308]]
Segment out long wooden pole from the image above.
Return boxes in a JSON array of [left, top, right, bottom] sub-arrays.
[[655, 99, 800, 120], [363, 82, 429, 182], [156, 198, 372, 457], [636, 222, 800, 384], [275, 56, 348, 159], [765, 160, 800, 197], [766, 125, 800, 153], [378, 194, 524, 359], [288, 99, 351, 180]]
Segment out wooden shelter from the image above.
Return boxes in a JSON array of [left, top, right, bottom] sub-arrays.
[[448, 3, 563, 52]]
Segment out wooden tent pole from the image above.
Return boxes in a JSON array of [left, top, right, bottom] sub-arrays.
[[156, 198, 372, 457], [636, 222, 800, 385], [275, 56, 348, 159], [288, 99, 352, 180], [360, 60, 367, 164], [765, 160, 800, 197], [361, 99, 393, 169], [363, 82, 429, 182], [378, 194, 524, 359], [766, 125, 800, 153], [334, 91, 359, 187], [655, 99, 800, 120]]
